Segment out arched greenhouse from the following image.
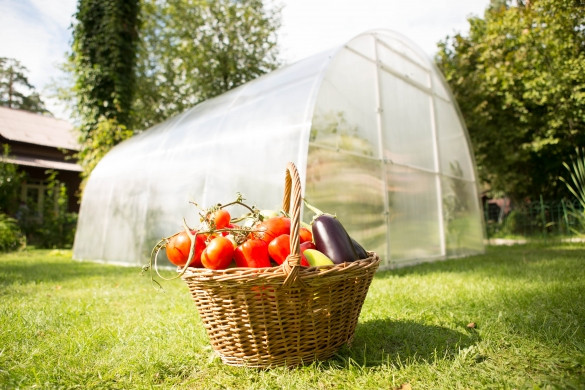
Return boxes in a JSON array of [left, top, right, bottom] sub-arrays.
[[73, 29, 485, 270]]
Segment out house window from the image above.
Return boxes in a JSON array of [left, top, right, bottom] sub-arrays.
[[20, 179, 53, 221]]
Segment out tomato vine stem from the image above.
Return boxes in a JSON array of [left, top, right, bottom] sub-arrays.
[[143, 193, 271, 289]]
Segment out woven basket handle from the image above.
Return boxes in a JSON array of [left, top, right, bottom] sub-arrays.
[[281, 162, 305, 289]]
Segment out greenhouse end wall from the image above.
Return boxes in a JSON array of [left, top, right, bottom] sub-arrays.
[[73, 29, 485, 270], [304, 31, 484, 268]]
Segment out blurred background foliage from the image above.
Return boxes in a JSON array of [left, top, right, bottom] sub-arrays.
[[436, 0, 585, 203]]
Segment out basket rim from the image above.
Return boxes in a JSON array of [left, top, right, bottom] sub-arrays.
[[180, 251, 380, 281]]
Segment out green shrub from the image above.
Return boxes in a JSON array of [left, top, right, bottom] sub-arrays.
[[0, 213, 25, 252], [503, 209, 530, 236], [560, 148, 585, 235], [0, 144, 25, 215], [19, 171, 77, 249], [34, 211, 77, 249]]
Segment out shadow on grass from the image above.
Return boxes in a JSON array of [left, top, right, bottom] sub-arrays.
[[0, 252, 142, 287], [334, 318, 479, 367], [374, 242, 585, 281]]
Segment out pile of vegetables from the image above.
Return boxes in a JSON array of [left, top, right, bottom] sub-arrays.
[[146, 194, 369, 279]]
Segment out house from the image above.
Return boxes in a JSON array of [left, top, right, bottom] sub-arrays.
[[0, 106, 81, 214]]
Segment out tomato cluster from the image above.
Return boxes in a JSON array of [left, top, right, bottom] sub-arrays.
[[164, 207, 322, 270]]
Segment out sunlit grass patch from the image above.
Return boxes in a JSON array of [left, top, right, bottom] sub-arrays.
[[1, 244, 584, 389]]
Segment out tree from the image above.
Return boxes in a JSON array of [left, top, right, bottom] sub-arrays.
[[132, 0, 281, 130], [69, 0, 140, 179], [0, 57, 49, 114], [436, 0, 585, 202], [65, 0, 281, 177]]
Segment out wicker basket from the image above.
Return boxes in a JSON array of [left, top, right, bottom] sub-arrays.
[[180, 162, 380, 368]]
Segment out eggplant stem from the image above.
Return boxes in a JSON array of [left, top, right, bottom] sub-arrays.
[[303, 198, 336, 224]]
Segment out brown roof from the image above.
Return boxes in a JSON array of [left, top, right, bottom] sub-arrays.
[[0, 107, 79, 151], [2, 154, 82, 172]]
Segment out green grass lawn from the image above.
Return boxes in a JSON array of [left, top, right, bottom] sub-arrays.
[[1, 243, 584, 389]]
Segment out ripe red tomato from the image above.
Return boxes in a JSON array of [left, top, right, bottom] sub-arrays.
[[267, 234, 290, 265], [221, 223, 238, 236], [256, 217, 291, 243], [299, 241, 315, 266], [210, 209, 231, 229], [299, 227, 312, 243], [234, 238, 271, 268], [165, 230, 206, 267], [165, 231, 190, 266], [300, 240, 316, 252], [268, 234, 310, 266], [201, 236, 234, 270]]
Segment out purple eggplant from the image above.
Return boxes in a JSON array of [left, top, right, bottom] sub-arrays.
[[350, 237, 369, 260], [312, 214, 358, 264]]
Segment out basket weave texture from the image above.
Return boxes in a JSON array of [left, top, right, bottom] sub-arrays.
[[180, 162, 380, 367]]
